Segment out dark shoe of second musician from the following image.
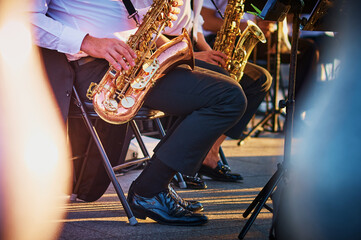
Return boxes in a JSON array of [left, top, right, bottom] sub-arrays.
[[127, 182, 208, 226], [198, 160, 243, 182], [171, 174, 207, 190], [168, 184, 203, 212]]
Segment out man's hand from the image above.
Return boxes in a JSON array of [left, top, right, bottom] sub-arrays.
[[194, 50, 228, 68], [80, 34, 137, 71], [167, 0, 183, 27]]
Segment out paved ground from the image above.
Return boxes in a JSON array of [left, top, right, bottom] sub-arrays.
[[57, 129, 285, 240]]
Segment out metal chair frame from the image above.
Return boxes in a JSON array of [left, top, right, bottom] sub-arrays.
[[68, 85, 185, 225]]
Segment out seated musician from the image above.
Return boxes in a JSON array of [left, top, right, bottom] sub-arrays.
[[30, 0, 249, 226], [162, 0, 272, 188], [202, 0, 320, 127]]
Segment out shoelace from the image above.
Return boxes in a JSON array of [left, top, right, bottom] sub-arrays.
[[162, 192, 192, 216], [168, 185, 188, 207]]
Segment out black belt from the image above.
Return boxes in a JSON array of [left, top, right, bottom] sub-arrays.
[[72, 56, 97, 67]]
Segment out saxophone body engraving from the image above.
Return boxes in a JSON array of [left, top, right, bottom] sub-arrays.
[[213, 0, 245, 60], [87, 0, 194, 124]]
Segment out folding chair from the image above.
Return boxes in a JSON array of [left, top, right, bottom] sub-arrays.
[[68, 85, 186, 224], [68, 86, 139, 225]]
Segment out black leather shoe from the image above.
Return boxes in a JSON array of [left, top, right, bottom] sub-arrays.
[[127, 183, 208, 226], [172, 175, 207, 190], [198, 161, 243, 182], [168, 185, 204, 212]]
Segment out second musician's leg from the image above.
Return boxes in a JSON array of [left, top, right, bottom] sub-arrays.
[[144, 65, 247, 175]]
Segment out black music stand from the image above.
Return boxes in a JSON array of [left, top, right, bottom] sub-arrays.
[[237, 0, 292, 145], [238, 0, 304, 238]]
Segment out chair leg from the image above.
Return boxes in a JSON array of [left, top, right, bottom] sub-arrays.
[[130, 120, 151, 159], [113, 121, 153, 172], [115, 124, 134, 169], [72, 86, 137, 226], [154, 118, 166, 137], [70, 122, 97, 201], [219, 146, 229, 166], [174, 172, 188, 189]]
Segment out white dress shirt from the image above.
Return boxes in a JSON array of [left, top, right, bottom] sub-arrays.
[[163, 0, 204, 41], [30, 0, 149, 60], [202, 0, 255, 37]]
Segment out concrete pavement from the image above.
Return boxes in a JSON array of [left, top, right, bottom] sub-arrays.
[[58, 132, 285, 240]]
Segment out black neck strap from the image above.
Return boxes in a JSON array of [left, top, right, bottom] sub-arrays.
[[122, 0, 140, 26], [209, 0, 224, 19]]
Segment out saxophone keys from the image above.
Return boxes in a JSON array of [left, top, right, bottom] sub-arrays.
[[121, 96, 135, 108], [109, 68, 118, 78], [86, 82, 98, 100], [131, 58, 159, 90], [103, 98, 118, 112]]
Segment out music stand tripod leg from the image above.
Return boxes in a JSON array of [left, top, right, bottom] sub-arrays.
[[238, 5, 302, 239], [238, 112, 274, 145], [270, 21, 282, 133], [239, 165, 284, 239]]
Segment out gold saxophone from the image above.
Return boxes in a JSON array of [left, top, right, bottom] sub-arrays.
[[87, 0, 194, 124], [213, 0, 266, 81]]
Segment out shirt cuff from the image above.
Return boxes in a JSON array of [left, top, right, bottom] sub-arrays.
[[58, 26, 88, 54]]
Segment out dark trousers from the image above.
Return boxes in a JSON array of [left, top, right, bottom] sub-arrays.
[[74, 59, 247, 176], [195, 60, 272, 139]]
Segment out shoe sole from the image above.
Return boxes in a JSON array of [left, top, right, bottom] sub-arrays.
[[131, 208, 208, 226], [199, 174, 243, 182], [185, 185, 207, 190]]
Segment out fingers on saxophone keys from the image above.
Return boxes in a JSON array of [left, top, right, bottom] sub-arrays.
[[168, 11, 178, 23], [212, 55, 226, 68], [108, 54, 132, 72], [118, 56, 133, 71], [105, 54, 121, 71], [212, 50, 226, 59], [120, 50, 136, 67], [170, 6, 180, 14], [121, 42, 137, 59], [172, 0, 183, 7]]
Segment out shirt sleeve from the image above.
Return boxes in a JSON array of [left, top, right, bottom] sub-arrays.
[[197, 15, 204, 34], [29, 0, 88, 54]]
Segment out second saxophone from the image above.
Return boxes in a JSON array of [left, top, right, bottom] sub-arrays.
[[213, 0, 266, 81]]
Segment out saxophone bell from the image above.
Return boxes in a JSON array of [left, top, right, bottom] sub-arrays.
[[212, 0, 266, 82]]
